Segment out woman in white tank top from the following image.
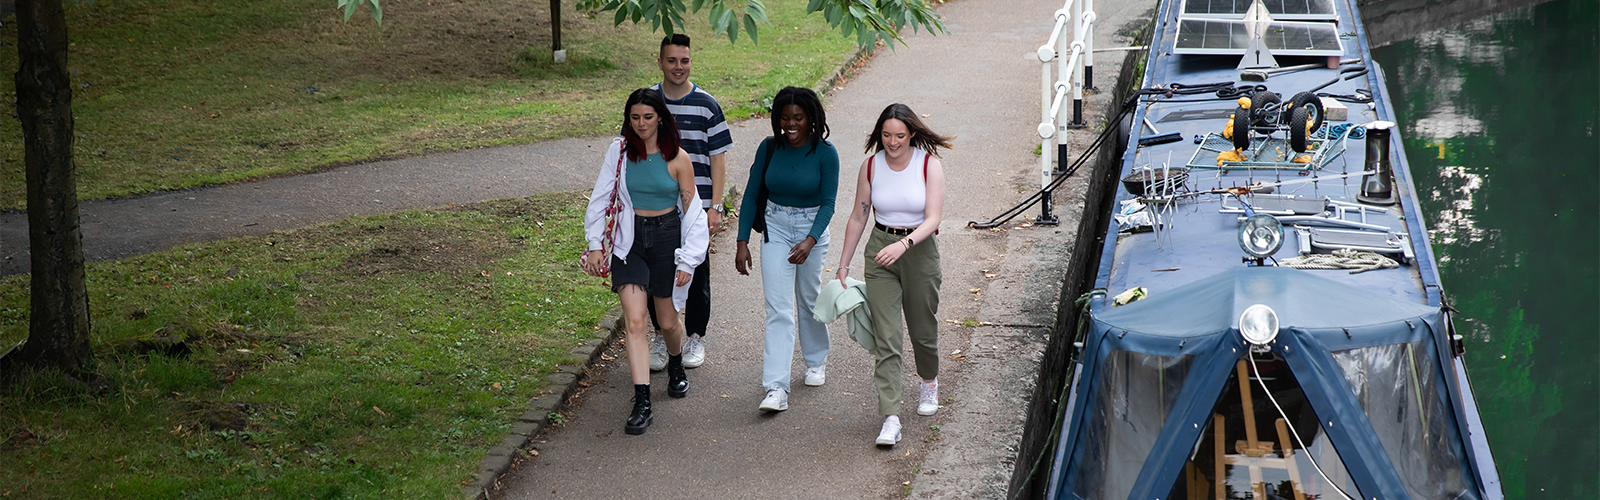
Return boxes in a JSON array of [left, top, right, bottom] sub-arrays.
[[834, 103, 954, 446]]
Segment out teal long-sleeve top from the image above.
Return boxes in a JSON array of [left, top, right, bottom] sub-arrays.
[[737, 138, 839, 242]]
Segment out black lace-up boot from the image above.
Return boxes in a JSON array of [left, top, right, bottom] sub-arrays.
[[667, 354, 689, 398], [625, 384, 652, 435]]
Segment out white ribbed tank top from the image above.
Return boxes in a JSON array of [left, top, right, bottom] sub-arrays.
[[870, 148, 928, 227]]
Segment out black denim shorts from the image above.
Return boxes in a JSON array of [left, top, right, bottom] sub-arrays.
[[611, 208, 681, 298]]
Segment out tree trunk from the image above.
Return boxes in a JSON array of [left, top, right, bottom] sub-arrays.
[[8, 0, 93, 374], [550, 0, 562, 52]]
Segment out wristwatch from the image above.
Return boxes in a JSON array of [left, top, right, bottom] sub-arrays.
[[710, 205, 726, 214]]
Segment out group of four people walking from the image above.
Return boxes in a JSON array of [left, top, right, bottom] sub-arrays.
[[581, 34, 950, 446]]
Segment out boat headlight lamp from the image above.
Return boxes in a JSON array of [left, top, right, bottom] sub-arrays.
[[1239, 214, 1284, 258], [1240, 304, 1280, 345]]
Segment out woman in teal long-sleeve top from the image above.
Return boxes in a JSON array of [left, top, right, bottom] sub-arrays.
[[734, 86, 839, 413]]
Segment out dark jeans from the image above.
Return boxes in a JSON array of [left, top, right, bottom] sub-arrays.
[[649, 257, 710, 337]]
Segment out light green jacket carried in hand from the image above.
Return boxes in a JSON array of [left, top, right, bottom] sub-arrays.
[[813, 277, 874, 351]]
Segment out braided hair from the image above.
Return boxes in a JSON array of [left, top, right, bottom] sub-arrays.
[[768, 86, 829, 154]]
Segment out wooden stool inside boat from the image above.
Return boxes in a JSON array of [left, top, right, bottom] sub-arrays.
[[1185, 360, 1307, 500]]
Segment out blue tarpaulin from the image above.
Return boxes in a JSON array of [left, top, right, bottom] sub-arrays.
[[1048, 267, 1482, 500]]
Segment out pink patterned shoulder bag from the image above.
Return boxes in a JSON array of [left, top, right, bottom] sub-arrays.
[[581, 151, 626, 277]]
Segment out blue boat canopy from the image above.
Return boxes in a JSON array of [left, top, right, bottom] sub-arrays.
[[1049, 267, 1485, 500]]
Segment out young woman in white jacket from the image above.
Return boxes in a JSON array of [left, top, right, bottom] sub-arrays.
[[582, 88, 710, 435]]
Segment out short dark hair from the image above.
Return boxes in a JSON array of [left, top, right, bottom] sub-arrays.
[[621, 88, 682, 163], [660, 34, 691, 55], [768, 87, 829, 154]]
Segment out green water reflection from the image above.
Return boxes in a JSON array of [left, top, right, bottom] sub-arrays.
[[1374, 0, 1598, 497]]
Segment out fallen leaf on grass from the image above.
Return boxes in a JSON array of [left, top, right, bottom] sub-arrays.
[[373, 406, 388, 417]]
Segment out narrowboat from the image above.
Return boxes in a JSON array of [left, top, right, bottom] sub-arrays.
[[1041, 0, 1503, 498]]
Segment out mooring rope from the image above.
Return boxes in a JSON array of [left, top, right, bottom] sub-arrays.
[[1280, 248, 1399, 274]]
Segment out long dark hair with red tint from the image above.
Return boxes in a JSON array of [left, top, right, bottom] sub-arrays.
[[621, 88, 681, 163]]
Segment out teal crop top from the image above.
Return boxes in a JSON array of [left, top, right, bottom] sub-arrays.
[[626, 153, 679, 211]]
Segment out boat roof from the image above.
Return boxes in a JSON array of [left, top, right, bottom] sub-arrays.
[[1092, 15, 1445, 310], [1044, 0, 1503, 497]]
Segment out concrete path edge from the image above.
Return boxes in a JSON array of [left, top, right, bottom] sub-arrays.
[[460, 310, 623, 500]]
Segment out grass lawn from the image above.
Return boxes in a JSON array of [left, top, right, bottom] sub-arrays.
[[0, 0, 860, 210], [0, 192, 622, 499]]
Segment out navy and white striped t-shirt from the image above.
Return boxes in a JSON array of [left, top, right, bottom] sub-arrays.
[[650, 83, 734, 208]]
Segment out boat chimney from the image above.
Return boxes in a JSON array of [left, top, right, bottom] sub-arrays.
[[1358, 121, 1398, 205]]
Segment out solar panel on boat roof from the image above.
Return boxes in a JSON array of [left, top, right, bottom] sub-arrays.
[[1172, 19, 1344, 56], [1180, 0, 1336, 20]]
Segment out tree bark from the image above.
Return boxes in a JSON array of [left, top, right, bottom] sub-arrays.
[[550, 0, 562, 52], [8, 0, 93, 373]]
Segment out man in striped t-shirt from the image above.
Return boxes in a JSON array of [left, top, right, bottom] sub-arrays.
[[646, 34, 733, 372]]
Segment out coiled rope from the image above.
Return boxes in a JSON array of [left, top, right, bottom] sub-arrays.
[[1280, 249, 1398, 274]]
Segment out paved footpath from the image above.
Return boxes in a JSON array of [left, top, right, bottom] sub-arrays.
[[494, 0, 1150, 498], [0, 0, 1151, 496]]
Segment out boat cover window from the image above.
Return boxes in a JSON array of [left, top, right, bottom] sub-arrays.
[[1334, 342, 1478, 500], [1071, 350, 1194, 500], [1166, 355, 1359, 500]]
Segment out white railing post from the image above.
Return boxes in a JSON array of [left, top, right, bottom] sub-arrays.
[[1084, 0, 1096, 90], [1040, 41, 1055, 197], [1057, 8, 1073, 159], [1032, 0, 1095, 225], [1070, 12, 1094, 128]]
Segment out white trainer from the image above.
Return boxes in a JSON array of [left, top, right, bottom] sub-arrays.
[[876, 416, 903, 446], [647, 334, 667, 372], [759, 389, 789, 412], [682, 336, 705, 368], [918, 379, 939, 416], [804, 366, 827, 386]]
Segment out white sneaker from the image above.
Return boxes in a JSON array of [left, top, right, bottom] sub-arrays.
[[918, 379, 939, 416], [647, 334, 667, 372], [759, 389, 788, 412], [683, 336, 705, 368], [804, 366, 827, 386], [876, 416, 902, 446]]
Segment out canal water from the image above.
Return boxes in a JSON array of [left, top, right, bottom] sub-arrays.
[[1373, 0, 1598, 497]]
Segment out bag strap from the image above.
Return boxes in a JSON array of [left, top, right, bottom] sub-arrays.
[[610, 146, 625, 205], [869, 149, 930, 186], [756, 137, 777, 242]]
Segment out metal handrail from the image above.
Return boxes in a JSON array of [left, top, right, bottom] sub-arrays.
[[1032, 0, 1096, 224]]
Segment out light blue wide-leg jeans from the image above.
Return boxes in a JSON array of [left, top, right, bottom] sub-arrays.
[[760, 202, 831, 393]]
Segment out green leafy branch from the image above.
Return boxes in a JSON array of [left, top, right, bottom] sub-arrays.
[[577, 0, 945, 47], [338, 0, 383, 24]]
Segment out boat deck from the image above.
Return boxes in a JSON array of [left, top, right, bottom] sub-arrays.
[[1097, 1, 1444, 312]]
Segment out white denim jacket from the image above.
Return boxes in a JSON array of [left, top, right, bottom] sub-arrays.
[[584, 138, 710, 311]]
